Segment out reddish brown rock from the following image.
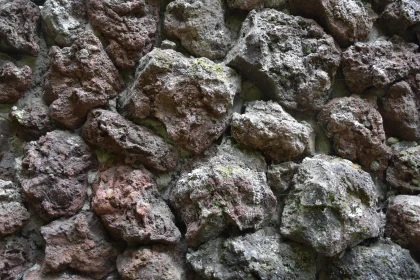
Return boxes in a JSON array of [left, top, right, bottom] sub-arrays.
[[0, 0, 41, 56], [0, 62, 32, 104], [23, 264, 94, 280], [386, 146, 420, 193], [318, 96, 392, 176], [21, 130, 96, 220], [0, 237, 30, 280], [82, 109, 178, 172], [44, 30, 124, 129], [87, 0, 159, 69], [92, 165, 180, 245], [41, 211, 117, 279]]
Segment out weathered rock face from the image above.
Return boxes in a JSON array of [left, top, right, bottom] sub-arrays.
[[92, 165, 181, 245], [21, 130, 95, 220], [328, 239, 420, 279], [87, 0, 159, 69], [23, 264, 95, 280], [0, 62, 32, 104], [0, 117, 11, 161], [280, 155, 381, 257], [232, 101, 314, 162], [289, 0, 377, 47], [387, 146, 420, 193], [227, 0, 263, 10], [0, 237, 30, 280], [118, 48, 240, 154], [318, 96, 392, 176], [0, 0, 41, 56], [165, 0, 236, 60], [226, 9, 341, 112], [378, 0, 420, 38], [44, 30, 124, 129], [117, 245, 186, 280], [187, 227, 316, 280], [0, 179, 30, 236], [82, 109, 178, 172], [41, 0, 88, 47], [170, 142, 277, 247], [342, 36, 420, 94], [267, 161, 299, 196], [41, 211, 118, 279]]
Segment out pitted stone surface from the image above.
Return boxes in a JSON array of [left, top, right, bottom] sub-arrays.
[[0, 61, 32, 104], [386, 146, 420, 193]]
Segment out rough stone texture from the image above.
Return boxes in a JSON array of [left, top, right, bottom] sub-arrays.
[[41, 0, 88, 47], [329, 239, 420, 280], [227, 0, 264, 10], [92, 165, 181, 245], [387, 146, 420, 193], [87, 0, 159, 69], [289, 0, 377, 47], [0, 179, 30, 236], [21, 130, 96, 220], [280, 155, 381, 257], [379, 74, 420, 141], [117, 245, 186, 280], [342, 36, 420, 94], [118, 48, 240, 154], [267, 161, 299, 196], [44, 30, 124, 129], [379, 0, 420, 38], [0, 61, 32, 104], [225, 9, 341, 112], [82, 109, 178, 172], [164, 0, 236, 60], [23, 264, 94, 280], [41, 211, 117, 279], [187, 227, 316, 280], [0, 237, 30, 280], [232, 101, 314, 162], [318, 96, 392, 176], [0, 117, 11, 161], [0, 0, 41, 56], [170, 141, 277, 247]]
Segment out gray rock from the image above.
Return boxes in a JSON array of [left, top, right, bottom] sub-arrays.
[[187, 227, 316, 280], [0, 236, 30, 280], [386, 146, 420, 193], [232, 101, 315, 162], [23, 264, 95, 280], [280, 155, 381, 257], [267, 161, 299, 196], [225, 9, 341, 112], [379, 0, 420, 39], [0, 61, 32, 104], [118, 48, 240, 155], [227, 0, 264, 10]]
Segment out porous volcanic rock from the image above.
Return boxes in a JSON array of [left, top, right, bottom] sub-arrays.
[[164, 0, 236, 60], [0, 117, 11, 161], [289, 0, 377, 47], [328, 239, 420, 279], [41, 211, 117, 279], [280, 155, 381, 256], [225, 9, 341, 112], [23, 264, 94, 280], [267, 161, 299, 195], [21, 130, 96, 220], [82, 109, 178, 172], [318, 96, 392, 175], [387, 146, 420, 193], [44, 30, 124, 129], [117, 245, 186, 280], [0, 237, 30, 280], [41, 0, 88, 46], [187, 227, 316, 280], [87, 0, 159, 69], [0, 61, 32, 104], [227, 0, 264, 10], [231, 101, 314, 162], [0, 0, 41, 56], [92, 165, 180, 245], [378, 0, 420, 38], [342, 36, 420, 94], [170, 141, 277, 247], [0, 179, 30, 236], [118, 48, 240, 154]]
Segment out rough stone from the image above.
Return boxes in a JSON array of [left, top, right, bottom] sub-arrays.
[[267, 161, 299, 196], [164, 0, 237, 60], [92, 165, 181, 245], [87, 0, 159, 69], [0, 237, 30, 280], [0, 61, 32, 104], [227, 0, 264, 10], [280, 155, 381, 256], [41, 211, 117, 279], [21, 130, 96, 220], [44, 30, 124, 129], [118, 48, 240, 154], [378, 0, 420, 38], [342, 36, 420, 94], [41, 0, 88, 46], [117, 245, 186, 280], [289, 0, 377, 47], [23, 264, 94, 280], [225, 9, 341, 112], [187, 227, 316, 280], [0, 117, 11, 161], [387, 146, 420, 193], [232, 101, 314, 162], [0, 0, 41, 56], [318, 96, 392, 176], [170, 141, 277, 247]]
